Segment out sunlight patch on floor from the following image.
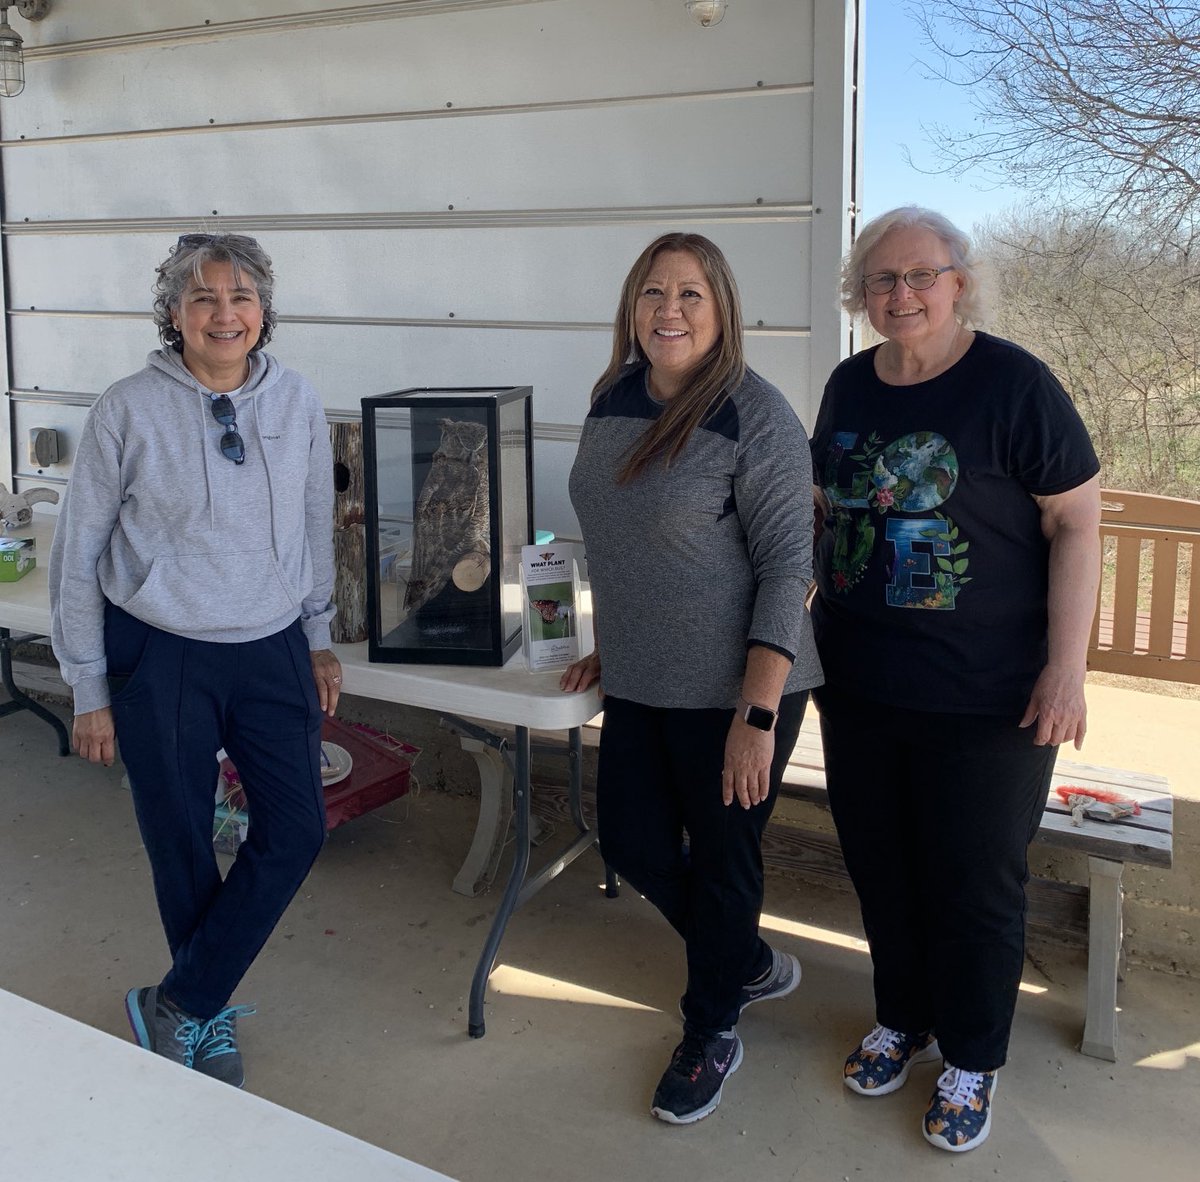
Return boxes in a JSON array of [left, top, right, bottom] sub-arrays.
[[758, 911, 1048, 994], [759, 910, 868, 953], [1135, 1041, 1200, 1069], [489, 965, 659, 1011]]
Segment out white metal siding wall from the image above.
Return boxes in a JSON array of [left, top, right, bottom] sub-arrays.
[[1, 0, 857, 538]]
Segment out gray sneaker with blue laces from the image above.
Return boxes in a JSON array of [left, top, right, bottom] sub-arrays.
[[125, 985, 202, 1069], [125, 986, 254, 1087], [193, 1004, 255, 1088]]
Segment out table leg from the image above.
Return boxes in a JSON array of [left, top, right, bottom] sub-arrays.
[[466, 723, 618, 1037], [1080, 855, 1123, 1061], [565, 726, 619, 898], [468, 725, 532, 1038], [0, 629, 70, 756]]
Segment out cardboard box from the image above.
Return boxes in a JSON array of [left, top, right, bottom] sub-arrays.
[[0, 537, 35, 582]]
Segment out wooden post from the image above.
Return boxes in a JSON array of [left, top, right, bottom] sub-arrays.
[[330, 421, 368, 644]]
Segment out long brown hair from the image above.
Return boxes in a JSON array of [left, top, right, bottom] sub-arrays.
[[591, 233, 746, 483]]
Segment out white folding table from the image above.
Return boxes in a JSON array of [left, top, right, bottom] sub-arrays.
[[0, 517, 70, 755], [330, 640, 606, 1036], [1, 515, 607, 1037], [0, 988, 458, 1181]]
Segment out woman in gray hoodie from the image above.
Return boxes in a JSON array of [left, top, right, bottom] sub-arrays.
[[49, 233, 341, 1087]]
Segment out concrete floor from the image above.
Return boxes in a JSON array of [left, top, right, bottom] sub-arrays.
[[2, 695, 1199, 1182]]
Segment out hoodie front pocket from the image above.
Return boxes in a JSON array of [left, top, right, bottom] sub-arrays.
[[104, 602, 158, 703], [121, 549, 300, 637]]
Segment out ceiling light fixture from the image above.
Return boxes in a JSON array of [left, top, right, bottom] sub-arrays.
[[0, 0, 51, 99]]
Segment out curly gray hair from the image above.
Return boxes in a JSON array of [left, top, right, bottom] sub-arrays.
[[153, 233, 278, 353], [840, 206, 987, 326]]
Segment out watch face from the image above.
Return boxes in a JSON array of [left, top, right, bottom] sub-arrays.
[[745, 703, 775, 731]]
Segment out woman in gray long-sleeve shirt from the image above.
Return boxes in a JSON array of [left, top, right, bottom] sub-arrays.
[[561, 232, 822, 1125]]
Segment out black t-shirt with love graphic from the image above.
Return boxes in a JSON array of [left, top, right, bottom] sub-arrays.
[[810, 332, 1099, 716]]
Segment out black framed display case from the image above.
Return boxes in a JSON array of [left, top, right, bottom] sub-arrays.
[[361, 387, 534, 666]]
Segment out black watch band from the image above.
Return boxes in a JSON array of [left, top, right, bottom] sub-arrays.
[[737, 695, 778, 732]]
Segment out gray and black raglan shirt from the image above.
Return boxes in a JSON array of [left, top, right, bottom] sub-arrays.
[[569, 365, 822, 709]]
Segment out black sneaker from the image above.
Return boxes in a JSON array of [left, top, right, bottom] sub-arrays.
[[650, 1030, 743, 1125], [194, 1004, 256, 1088]]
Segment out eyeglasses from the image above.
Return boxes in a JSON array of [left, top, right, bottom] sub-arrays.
[[209, 394, 246, 465], [862, 266, 956, 295], [176, 232, 262, 252]]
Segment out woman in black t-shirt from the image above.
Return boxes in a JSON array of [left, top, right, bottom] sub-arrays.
[[810, 207, 1101, 1154]]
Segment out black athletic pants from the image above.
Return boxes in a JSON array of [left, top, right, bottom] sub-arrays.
[[596, 691, 808, 1037], [815, 683, 1056, 1071]]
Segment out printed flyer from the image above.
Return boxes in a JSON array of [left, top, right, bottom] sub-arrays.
[[520, 542, 581, 672]]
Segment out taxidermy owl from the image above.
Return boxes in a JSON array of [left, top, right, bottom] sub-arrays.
[[0, 482, 59, 531], [403, 419, 492, 614]]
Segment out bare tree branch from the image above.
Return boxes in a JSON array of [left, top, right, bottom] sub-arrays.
[[911, 2, 1200, 238]]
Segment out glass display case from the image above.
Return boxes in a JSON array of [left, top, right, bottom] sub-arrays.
[[361, 387, 533, 665]]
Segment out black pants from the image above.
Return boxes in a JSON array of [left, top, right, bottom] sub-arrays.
[[105, 603, 327, 1021], [815, 683, 1056, 1071], [596, 691, 808, 1037]]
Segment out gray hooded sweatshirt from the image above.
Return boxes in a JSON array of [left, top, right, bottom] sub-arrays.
[[49, 348, 336, 716]]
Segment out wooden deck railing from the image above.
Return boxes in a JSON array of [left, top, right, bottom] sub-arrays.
[[1089, 488, 1200, 685]]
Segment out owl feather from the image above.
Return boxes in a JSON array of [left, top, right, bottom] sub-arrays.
[[404, 419, 490, 613]]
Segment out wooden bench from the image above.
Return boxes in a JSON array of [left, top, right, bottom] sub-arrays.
[[470, 711, 1173, 1063], [777, 714, 1173, 1062]]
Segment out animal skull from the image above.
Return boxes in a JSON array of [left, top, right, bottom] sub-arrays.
[[0, 482, 59, 530]]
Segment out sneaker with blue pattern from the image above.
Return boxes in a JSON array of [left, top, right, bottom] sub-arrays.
[[923, 1064, 998, 1152], [844, 1023, 941, 1095]]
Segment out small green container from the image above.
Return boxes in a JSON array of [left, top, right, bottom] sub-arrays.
[[0, 538, 35, 582]]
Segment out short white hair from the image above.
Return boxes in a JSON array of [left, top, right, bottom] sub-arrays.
[[841, 206, 987, 325]]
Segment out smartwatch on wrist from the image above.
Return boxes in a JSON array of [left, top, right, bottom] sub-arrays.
[[737, 695, 778, 733]]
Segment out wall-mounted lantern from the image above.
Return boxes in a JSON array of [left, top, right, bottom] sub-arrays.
[[0, 1, 51, 99]]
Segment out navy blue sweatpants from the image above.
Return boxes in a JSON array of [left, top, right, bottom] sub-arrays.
[[105, 602, 326, 1021]]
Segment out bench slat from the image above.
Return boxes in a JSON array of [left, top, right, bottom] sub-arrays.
[[1035, 811, 1174, 867], [1053, 757, 1172, 798]]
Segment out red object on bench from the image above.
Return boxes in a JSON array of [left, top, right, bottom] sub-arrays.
[[1054, 784, 1141, 815]]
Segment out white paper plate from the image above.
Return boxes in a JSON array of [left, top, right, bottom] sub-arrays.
[[320, 742, 353, 787]]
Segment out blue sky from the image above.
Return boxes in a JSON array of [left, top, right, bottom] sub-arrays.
[[861, 3, 1029, 231]]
